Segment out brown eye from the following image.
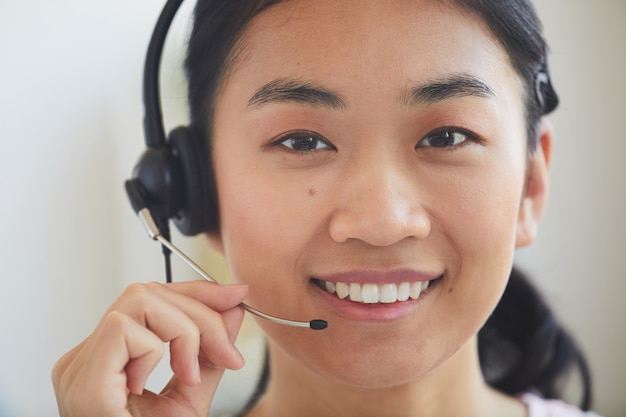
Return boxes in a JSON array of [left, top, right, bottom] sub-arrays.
[[417, 128, 476, 149], [274, 131, 334, 152]]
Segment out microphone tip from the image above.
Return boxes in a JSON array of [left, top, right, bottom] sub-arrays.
[[309, 319, 328, 330]]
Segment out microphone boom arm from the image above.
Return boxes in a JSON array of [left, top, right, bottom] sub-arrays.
[[127, 179, 327, 330]]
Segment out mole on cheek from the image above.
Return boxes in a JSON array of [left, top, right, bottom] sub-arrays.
[[309, 188, 316, 196]]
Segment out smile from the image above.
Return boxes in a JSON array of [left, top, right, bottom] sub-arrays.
[[313, 278, 438, 304]]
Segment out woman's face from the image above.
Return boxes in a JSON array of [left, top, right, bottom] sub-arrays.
[[209, 0, 547, 387]]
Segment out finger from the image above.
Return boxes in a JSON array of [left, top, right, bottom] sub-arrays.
[[110, 282, 248, 384], [52, 282, 249, 417], [163, 280, 249, 312], [95, 311, 165, 395], [54, 311, 164, 416], [161, 304, 247, 416], [140, 282, 248, 371], [107, 283, 207, 387]]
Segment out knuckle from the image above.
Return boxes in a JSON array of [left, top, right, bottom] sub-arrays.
[[102, 309, 130, 328], [120, 281, 161, 306], [123, 282, 150, 299], [145, 280, 164, 291], [99, 310, 138, 338], [177, 317, 201, 342]]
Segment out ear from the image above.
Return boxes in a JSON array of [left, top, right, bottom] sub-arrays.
[[203, 229, 225, 255], [516, 120, 553, 248]]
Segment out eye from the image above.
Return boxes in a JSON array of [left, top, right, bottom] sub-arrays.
[[416, 128, 478, 149], [272, 130, 334, 152]]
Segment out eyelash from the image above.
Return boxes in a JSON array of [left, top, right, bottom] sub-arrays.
[[269, 126, 481, 153]]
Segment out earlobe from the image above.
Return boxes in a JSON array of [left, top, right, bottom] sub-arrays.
[[516, 120, 553, 248]]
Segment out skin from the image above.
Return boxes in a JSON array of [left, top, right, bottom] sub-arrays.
[[52, 0, 552, 416], [211, 0, 551, 416]]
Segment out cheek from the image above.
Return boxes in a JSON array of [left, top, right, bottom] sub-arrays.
[[451, 176, 522, 253], [214, 164, 319, 290], [432, 163, 526, 324], [431, 129, 528, 274]]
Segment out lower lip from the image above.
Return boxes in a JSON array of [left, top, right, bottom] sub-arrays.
[[313, 281, 436, 322]]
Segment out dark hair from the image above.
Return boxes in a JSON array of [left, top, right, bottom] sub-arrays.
[[479, 267, 592, 409], [184, 0, 591, 412], [454, 0, 559, 153], [185, 0, 281, 148]]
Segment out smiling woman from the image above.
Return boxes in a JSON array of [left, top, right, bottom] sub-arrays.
[[51, 1, 601, 416]]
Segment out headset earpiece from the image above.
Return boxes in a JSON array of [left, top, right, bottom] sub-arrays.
[[131, 125, 216, 237], [131, 139, 182, 222], [167, 126, 217, 235], [128, 0, 216, 238]]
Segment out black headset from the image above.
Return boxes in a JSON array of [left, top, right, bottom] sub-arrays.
[[128, 0, 216, 245]]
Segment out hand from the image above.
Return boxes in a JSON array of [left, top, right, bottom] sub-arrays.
[[52, 281, 248, 417]]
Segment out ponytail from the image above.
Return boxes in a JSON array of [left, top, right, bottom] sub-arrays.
[[478, 267, 593, 410]]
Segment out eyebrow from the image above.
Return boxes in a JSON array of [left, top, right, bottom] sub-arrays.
[[402, 74, 496, 106], [247, 78, 347, 110]]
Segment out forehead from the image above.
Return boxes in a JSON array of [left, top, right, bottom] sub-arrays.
[[222, 0, 520, 107]]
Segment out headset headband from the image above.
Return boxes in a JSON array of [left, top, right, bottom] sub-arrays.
[[143, 0, 185, 149]]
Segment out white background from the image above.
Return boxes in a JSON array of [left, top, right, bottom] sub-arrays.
[[0, 1, 624, 416]]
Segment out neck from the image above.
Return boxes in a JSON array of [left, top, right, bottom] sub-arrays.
[[245, 336, 525, 417]]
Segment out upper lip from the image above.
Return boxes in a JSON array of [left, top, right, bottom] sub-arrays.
[[312, 269, 441, 285]]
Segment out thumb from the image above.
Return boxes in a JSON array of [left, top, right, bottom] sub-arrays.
[[161, 305, 246, 414]]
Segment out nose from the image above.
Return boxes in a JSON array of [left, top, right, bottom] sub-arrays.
[[328, 152, 431, 247]]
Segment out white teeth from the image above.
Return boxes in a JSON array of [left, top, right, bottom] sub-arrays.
[[336, 282, 349, 299], [321, 280, 433, 304], [361, 283, 379, 303], [409, 281, 422, 299], [349, 283, 363, 302], [397, 282, 410, 302], [379, 283, 397, 303]]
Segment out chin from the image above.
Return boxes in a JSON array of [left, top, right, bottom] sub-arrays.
[[269, 322, 469, 392]]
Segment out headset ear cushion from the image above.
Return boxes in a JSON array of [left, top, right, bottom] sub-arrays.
[[168, 126, 217, 235]]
